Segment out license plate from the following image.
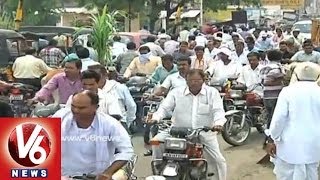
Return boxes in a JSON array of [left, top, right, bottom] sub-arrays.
[[163, 153, 188, 159], [9, 95, 23, 101]]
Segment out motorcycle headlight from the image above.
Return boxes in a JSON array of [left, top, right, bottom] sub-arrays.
[[165, 138, 187, 150]]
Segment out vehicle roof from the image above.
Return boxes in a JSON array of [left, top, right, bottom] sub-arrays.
[[117, 32, 154, 36], [0, 29, 25, 39], [294, 20, 312, 24], [19, 26, 92, 35]]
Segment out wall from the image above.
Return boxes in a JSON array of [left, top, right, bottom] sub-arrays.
[[59, 13, 90, 27]]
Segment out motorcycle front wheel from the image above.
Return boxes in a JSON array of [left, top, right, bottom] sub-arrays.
[[222, 113, 251, 146]]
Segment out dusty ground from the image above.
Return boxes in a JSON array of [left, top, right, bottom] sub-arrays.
[[132, 130, 276, 180]]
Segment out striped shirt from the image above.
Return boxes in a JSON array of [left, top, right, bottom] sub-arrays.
[[260, 62, 285, 99]]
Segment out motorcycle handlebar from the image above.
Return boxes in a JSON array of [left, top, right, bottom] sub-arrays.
[[187, 126, 215, 137], [143, 93, 164, 101]]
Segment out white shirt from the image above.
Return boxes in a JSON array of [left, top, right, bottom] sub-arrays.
[[269, 82, 320, 164], [144, 42, 165, 57], [237, 65, 263, 96], [112, 42, 127, 57], [195, 35, 208, 47], [81, 58, 100, 72], [161, 72, 186, 90], [179, 30, 189, 42], [62, 120, 96, 175], [232, 50, 249, 65], [204, 48, 219, 59], [66, 89, 123, 117], [164, 40, 179, 55], [158, 33, 171, 40], [102, 80, 137, 124], [153, 85, 226, 129], [227, 41, 236, 51], [206, 60, 242, 83], [56, 108, 133, 176], [190, 55, 214, 71]]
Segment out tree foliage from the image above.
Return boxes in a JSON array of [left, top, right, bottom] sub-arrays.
[[76, 0, 261, 31], [76, 0, 145, 18], [1, 0, 62, 26]]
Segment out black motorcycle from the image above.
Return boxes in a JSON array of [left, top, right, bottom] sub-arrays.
[[222, 84, 267, 146], [125, 74, 155, 132]]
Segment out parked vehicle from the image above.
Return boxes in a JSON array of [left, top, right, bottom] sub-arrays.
[[222, 84, 267, 146], [150, 125, 215, 180]]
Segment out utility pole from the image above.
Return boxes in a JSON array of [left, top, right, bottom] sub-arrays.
[[200, 0, 203, 26], [128, 0, 132, 32]]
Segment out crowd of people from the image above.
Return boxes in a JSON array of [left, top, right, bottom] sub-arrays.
[[2, 24, 320, 179]]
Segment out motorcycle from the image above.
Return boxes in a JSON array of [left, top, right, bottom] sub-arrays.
[[5, 83, 38, 117], [222, 84, 268, 146], [125, 74, 155, 132], [142, 94, 164, 146], [142, 93, 173, 145], [150, 125, 215, 180]]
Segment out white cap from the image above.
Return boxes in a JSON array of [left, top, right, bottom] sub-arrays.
[[261, 32, 268, 37], [217, 47, 232, 57], [214, 37, 223, 42], [293, 28, 300, 32], [294, 62, 320, 81]]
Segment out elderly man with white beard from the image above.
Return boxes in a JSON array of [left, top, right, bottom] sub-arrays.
[[265, 62, 320, 180]]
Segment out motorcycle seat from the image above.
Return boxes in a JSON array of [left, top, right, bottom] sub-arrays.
[[12, 83, 38, 91], [169, 127, 189, 137], [231, 85, 246, 91]]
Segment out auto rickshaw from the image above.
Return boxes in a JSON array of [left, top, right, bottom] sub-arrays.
[[0, 29, 27, 82]]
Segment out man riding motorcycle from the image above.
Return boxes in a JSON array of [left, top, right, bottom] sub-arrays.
[[65, 70, 123, 119], [32, 54, 83, 104], [152, 56, 191, 96], [147, 69, 227, 180], [88, 65, 137, 131], [236, 52, 264, 96], [53, 90, 133, 179]]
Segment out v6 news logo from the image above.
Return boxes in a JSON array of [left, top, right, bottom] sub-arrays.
[[0, 118, 61, 180]]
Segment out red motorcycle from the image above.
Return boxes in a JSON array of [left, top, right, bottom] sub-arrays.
[[7, 83, 38, 117]]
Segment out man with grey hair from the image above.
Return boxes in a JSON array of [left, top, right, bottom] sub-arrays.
[[265, 62, 320, 180]]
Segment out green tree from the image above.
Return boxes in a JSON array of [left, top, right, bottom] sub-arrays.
[[2, 0, 62, 26], [77, 0, 261, 32]]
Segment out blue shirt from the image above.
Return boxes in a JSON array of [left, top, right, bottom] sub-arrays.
[[150, 64, 178, 84]]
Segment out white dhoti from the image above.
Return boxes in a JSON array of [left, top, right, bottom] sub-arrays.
[[273, 158, 319, 180], [152, 130, 227, 180]]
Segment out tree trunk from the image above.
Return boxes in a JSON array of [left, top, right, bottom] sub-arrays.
[[149, 0, 158, 33], [165, 0, 171, 26]]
